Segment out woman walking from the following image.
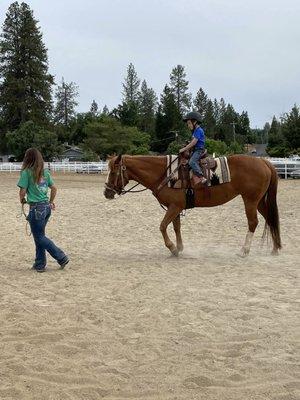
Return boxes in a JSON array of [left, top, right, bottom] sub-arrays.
[[17, 148, 69, 272]]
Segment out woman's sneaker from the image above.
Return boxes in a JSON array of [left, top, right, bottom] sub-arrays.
[[59, 256, 69, 269], [36, 266, 46, 273]]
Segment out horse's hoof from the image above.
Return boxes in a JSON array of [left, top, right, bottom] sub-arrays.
[[237, 248, 249, 258], [170, 247, 179, 257], [271, 249, 279, 256]]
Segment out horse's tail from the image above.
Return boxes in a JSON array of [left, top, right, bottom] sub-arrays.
[[261, 159, 282, 251]]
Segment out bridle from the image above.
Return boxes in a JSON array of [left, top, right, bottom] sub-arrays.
[[104, 156, 148, 196]]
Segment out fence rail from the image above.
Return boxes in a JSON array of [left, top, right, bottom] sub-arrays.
[[0, 161, 108, 174], [0, 158, 299, 178], [265, 158, 300, 179]]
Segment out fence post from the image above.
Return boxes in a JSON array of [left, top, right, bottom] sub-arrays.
[[285, 163, 287, 179]]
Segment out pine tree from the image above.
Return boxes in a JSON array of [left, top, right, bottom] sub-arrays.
[[203, 100, 216, 138], [169, 65, 191, 115], [90, 100, 98, 116], [53, 78, 78, 127], [263, 122, 271, 144], [138, 80, 157, 134], [193, 88, 208, 120], [218, 98, 227, 123], [102, 105, 109, 116], [281, 105, 300, 150], [269, 116, 282, 139], [213, 98, 220, 124], [266, 116, 287, 156], [240, 111, 251, 142], [153, 85, 183, 153], [0, 2, 54, 130], [118, 63, 140, 126], [122, 63, 140, 103], [222, 104, 239, 144]]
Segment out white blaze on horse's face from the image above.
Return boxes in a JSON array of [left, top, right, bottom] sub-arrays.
[[106, 165, 111, 184], [103, 160, 116, 199]]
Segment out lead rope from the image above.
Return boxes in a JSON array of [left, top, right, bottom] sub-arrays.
[[16, 202, 31, 236]]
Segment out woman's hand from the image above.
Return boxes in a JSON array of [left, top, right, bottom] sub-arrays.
[[50, 202, 56, 210], [19, 188, 27, 203]]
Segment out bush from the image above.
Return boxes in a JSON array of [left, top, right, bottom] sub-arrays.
[[83, 117, 150, 157]]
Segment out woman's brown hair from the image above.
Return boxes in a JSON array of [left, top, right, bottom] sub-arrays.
[[22, 148, 44, 183]]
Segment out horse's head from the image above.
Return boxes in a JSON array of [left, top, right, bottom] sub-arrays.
[[103, 155, 129, 199]]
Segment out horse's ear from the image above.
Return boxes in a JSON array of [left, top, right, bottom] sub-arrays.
[[116, 154, 122, 163]]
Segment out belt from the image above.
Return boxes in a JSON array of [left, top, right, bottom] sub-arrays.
[[29, 201, 49, 207]]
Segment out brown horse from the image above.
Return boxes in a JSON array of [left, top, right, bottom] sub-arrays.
[[104, 154, 281, 257]]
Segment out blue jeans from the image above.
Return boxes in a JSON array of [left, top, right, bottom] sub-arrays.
[[27, 202, 67, 270], [189, 149, 204, 177]]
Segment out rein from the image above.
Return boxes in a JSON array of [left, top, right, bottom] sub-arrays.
[[105, 156, 148, 195], [105, 155, 182, 207]]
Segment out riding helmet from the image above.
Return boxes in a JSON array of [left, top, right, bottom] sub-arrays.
[[183, 111, 202, 123]]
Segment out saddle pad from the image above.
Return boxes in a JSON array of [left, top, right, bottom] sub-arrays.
[[214, 157, 231, 183], [165, 155, 231, 187], [166, 155, 180, 187]]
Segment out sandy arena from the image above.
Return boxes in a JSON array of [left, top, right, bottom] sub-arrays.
[[0, 172, 299, 400]]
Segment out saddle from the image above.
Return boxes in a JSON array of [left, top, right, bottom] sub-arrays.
[[159, 151, 230, 193], [174, 149, 217, 188]]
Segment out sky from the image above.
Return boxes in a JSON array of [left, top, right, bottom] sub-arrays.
[[0, 0, 299, 128]]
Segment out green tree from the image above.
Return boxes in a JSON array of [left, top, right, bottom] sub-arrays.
[[206, 139, 228, 156], [221, 104, 239, 144], [281, 104, 300, 150], [218, 98, 227, 121], [102, 105, 109, 115], [116, 101, 139, 127], [227, 141, 244, 154], [83, 117, 150, 158], [266, 116, 285, 155], [263, 122, 271, 144], [68, 112, 97, 145], [122, 63, 140, 103], [203, 100, 216, 138], [138, 80, 157, 134], [6, 121, 61, 160], [117, 63, 140, 126], [0, 2, 53, 131], [213, 98, 220, 124], [169, 65, 191, 114], [193, 88, 208, 120], [53, 78, 78, 127], [235, 111, 250, 144], [214, 98, 227, 141], [90, 100, 99, 116], [153, 85, 183, 153]]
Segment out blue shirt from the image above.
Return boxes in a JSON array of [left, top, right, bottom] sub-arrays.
[[192, 126, 205, 149]]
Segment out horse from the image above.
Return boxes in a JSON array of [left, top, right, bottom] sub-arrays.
[[104, 154, 281, 257]]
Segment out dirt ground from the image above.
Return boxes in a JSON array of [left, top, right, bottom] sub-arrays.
[[0, 172, 299, 400]]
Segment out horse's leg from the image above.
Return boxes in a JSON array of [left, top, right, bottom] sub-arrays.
[[160, 204, 182, 256], [258, 199, 278, 255], [172, 214, 183, 253], [239, 197, 259, 257]]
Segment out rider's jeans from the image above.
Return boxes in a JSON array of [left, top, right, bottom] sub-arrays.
[[27, 202, 66, 269], [189, 149, 204, 177]]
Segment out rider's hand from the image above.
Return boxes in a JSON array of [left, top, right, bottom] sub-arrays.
[[50, 202, 56, 210]]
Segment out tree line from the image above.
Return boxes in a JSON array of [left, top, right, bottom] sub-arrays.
[[0, 2, 299, 161]]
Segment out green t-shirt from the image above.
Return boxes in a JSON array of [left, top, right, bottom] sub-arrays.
[[17, 168, 54, 203]]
